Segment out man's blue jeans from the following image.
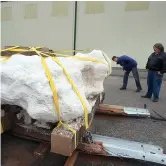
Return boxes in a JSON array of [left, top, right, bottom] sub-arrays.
[[146, 71, 163, 99], [123, 67, 142, 89]]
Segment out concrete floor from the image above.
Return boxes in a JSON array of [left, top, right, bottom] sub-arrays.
[[91, 76, 166, 151], [1, 133, 67, 166], [104, 76, 166, 118], [76, 76, 166, 166], [111, 67, 166, 80], [76, 153, 161, 166]]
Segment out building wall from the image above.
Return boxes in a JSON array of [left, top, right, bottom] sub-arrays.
[[1, 1, 166, 68], [76, 1, 166, 68], [1, 1, 75, 50]]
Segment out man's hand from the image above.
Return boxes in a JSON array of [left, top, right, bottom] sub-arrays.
[[157, 71, 162, 76]]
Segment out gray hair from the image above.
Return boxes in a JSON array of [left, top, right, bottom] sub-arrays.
[[153, 43, 164, 52]]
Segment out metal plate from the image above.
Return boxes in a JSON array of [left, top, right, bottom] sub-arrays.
[[124, 107, 150, 117], [92, 134, 166, 165]]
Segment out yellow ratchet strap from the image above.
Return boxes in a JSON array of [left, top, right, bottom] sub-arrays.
[[51, 56, 89, 129], [10, 46, 44, 52], [45, 52, 106, 64], [32, 48, 77, 147], [53, 49, 91, 53], [40, 51, 89, 129], [5, 49, 31, 52], [0, 46, 19, 52], [41, 50, 89, 129], [0, 56, 10, 62]]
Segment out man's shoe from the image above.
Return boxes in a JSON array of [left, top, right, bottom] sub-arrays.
[[141, 95, 151, 98], [120, 87, 126, 90], [135, 88, 142, 92], [153, 98, 159, 102]]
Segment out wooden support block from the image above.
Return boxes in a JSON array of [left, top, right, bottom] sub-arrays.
[[12, 123, 51, 142], [97, 104, 126, 115], [10, 93, 103, 156], [51, 94, 101, 156], [64, 151, 79, 166], [51, 119, 82, 156], [77, 142, 108, 156]]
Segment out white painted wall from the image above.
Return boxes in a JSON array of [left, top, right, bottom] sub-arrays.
[[1, 1, 166, 69], [1, 1, 75, 50], [76, 1, 166, 69]]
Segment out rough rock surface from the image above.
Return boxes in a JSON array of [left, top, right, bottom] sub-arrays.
[[1, 50, 111, 123]]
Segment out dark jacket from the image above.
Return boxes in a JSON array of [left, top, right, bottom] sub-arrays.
[[117, 55, 137, 71], [146, 52, 166, 74]]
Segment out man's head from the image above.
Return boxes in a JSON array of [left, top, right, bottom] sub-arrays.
[[112, 56, 118, 62], [153, 43, 164, 54]]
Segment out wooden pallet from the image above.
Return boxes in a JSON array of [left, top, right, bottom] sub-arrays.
[[10, 93, 105, 156]]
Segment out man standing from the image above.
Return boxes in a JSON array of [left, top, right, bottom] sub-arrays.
[[141, 43, 166, 102], [112, 55, 142, 92]]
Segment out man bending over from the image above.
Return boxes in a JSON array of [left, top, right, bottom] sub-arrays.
[[112, 55, 142, 92]]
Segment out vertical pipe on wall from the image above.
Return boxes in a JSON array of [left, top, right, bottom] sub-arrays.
[[73, 1, 77, 56]]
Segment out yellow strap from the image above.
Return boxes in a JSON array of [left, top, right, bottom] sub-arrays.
[[35, 46, 44, 49], [0, 46, 19, 52], [58, 121, 77, 147], [35, 50, 77, 147], [43, 52, 106, 64], [40, 56, 61, 120], [1, 47, 106, 65], [5, 49, 31, 52], [0, 56, 10, 62], [41, 56, 77, 147], [0, 46, 44, 53], [1, 123, 4, 134], [41, 50, 89, 129], [51, 56, 89, 129], [57, 53, 106, 64], [0, 48, 33, 62], [69, 55, 106, 64], [54, 49, 91, 53]]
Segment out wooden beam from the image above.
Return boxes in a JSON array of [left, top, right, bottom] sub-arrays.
[[97, 104, 150, 117], [51, 94, 102, 156], [97, 104, 127, 116], [64, 151, 79, 166], [11, 93, 104, 156], [77, 141, 108, 156], [12, 123, 51, 142]]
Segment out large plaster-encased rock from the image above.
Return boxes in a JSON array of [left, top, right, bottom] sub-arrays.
[[1, 50, 111, 123]]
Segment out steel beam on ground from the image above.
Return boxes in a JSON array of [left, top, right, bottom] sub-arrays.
[[97, 104, 150, 117], [92, 134, 166, 165]]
